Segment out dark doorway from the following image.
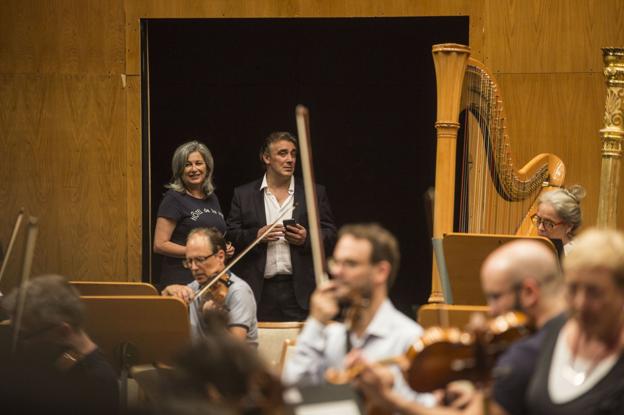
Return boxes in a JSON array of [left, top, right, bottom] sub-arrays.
[[142, 17, 469, 316]]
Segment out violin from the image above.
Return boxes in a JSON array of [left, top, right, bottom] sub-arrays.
[[325, 311, 529, 392], [196, 272, 233, 311], [404, 311, 528, 392]]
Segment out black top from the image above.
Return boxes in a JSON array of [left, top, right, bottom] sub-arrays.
[[526, 317, 624, 415], [492, 313, 566, 415], [157, 189, 226, 286]]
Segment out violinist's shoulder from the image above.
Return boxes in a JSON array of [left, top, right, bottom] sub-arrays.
[[377, 300, 424, 338]]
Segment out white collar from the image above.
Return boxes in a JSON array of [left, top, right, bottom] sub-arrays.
[[260, 174, 295, 194]]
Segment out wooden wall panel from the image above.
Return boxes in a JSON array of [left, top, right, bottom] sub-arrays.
[[497, 73, 606, 228], [0, 74, 128, 284], [2, 0, 623, 287], [126, 74, 141, 281], [0, 0, 125, 74], [483, 0, 624, 73], [0, 0, 130, 286], [124, 0, 483, 74]]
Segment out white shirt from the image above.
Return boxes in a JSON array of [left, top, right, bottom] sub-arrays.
[[282, 300, 435, 407], [261, 174, 295, 278]]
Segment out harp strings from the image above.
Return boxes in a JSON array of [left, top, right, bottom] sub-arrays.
[[458, 65, 544, 235]]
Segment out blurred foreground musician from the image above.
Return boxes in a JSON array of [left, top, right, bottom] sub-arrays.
[[526, 229, 624, 414], [282, 223, 435, 407], [161, 319, 284, 415], [357, 230, 624, 415], [354, 239, 567, 415], [0, 275, 119, 415], [481, 240, 566, 415]]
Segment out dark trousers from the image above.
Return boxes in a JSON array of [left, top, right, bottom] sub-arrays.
[[257, 275, 308, 322]]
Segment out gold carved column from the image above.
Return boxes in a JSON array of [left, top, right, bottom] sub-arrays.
[[597, 48, 624, 228]]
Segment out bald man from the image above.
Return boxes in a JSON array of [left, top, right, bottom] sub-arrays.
[[481, 240, 567, 415], [350, 240, 567, 415]]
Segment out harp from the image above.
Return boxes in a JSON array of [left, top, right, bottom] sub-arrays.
[[429, 44, 565, 303]]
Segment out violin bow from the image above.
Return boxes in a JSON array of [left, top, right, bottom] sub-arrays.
[[0, 208, 25, 287], [296, 105, 329, 286], [193, 205, 295, 302], [11, 216, 39, 354]]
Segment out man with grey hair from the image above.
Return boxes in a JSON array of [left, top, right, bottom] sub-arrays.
[[480, 240, 567, 415], [0, 275, 118, 414], [227, 131, 336, 322]]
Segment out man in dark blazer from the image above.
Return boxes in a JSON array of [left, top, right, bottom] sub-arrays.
[[227, 132, 336, 321]]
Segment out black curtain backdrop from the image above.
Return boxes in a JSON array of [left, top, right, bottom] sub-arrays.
[[144, 17, 469, 316]]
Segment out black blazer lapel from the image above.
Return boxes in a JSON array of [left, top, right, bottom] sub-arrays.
[[293, 180, 306, 225], [253, 179, 267, 227]]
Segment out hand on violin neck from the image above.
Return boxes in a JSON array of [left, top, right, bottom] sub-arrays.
[[284, 223, 307, 246], [162, 284, 194, 304], [310, 281, 340, 325]]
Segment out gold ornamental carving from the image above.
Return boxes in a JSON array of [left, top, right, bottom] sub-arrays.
[[597, 47, 624, 228]]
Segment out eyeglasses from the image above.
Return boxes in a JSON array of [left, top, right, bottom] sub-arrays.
[[327, 257, 371, 273], [531, 214, 564, 231], [182, 253, 216, 269]]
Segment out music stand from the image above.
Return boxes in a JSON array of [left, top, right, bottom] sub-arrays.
[[442, 233, 557, 305], [72, 281, 158, 296], [81, 295, 190, 371], [82, 295, 190, 410]]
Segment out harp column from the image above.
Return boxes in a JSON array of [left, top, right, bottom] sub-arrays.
[[597, 48, 624, 228], [429, 44, 470, 303]]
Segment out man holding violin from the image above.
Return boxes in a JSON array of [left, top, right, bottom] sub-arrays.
[[481, 239, 566, 415], [162, 227, 258, 345], [282, 223, 435, 406], [352, 239, 567, 415]]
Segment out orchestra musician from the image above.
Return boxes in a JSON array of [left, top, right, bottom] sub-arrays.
[[163, 319, 284, 415], [481, 240, 567, 415], [532, 185, 586, 256], [162, 227, 258, 345], [352, 239, 568, 415], [227, 131, 336, 322], [154, 140, 235, 289], [0, 275, 119, 415], [526, 228, 624, 414], [282, 223, 435, 407]]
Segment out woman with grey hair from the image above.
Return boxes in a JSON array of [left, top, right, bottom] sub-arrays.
[[531, 185, 586, 255], [154, 141, 232, 287]]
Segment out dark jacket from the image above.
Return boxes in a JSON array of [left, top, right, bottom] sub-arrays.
[[226, 178, 336, 309]]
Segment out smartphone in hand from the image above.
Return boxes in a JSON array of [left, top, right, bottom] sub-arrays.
[[283, 219, 297, 229]]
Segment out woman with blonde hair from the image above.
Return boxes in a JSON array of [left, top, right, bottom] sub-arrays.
[[526, 228, 624, 414], [154, 141, 232, 287]]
